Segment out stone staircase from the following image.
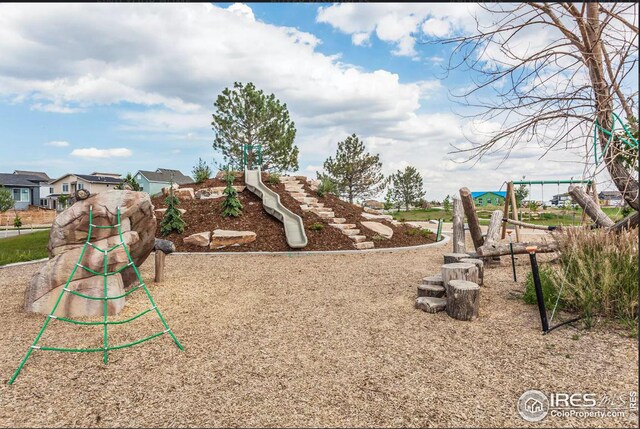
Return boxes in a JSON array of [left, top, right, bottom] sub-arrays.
[[279, 176, 374, 250]]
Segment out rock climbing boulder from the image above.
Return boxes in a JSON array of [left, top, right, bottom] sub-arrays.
[[25, 190, 156, 316]]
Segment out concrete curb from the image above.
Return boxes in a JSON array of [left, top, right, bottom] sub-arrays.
[[0, 258, 48, 269], [170, 233, 450, 257]]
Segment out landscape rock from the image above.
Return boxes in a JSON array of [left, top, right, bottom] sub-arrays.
[[361, 212, 394, 221], [360, 221, 393, 239], [363, 206, 384, 215], [210, 229, 256, 248], [154, 238, 176, 254], [161, 183, 179, 196], [174, 188, 195, 200], [195, 186, 245, 199], [26, 190, 156, 316], [415, 297, 447, 313], [184, 231, 211, 247], [354, 241, 375, 250]]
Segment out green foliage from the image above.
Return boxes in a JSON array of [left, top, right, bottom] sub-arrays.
[[13, 215, 22, 229], [212, 82, 299, 172], [267, 172, 281, 186], [192, 158, 212, 183], [372, 234, 387, 241], [57, 194, 70, 210], [115, 172, 141, 191], [220, 168, 243, 217], [0, 229, 50, 266], [404, 227, 432, 238], [323, 134, 384, 203], [160, 186, 186, 236], [310, 222, 324, 231], [523, 265, 564, 311], [0, 186, 13, 213], [383, 188, 394, 211], [514, 176, 529, 205], [315, 173, 337, 197], [389, 165, 425, 211], [443, 195, 451, 213]]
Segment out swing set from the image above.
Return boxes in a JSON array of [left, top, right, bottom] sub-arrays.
[[500, 179, 597, 242]]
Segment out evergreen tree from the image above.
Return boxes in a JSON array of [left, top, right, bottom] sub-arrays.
[[443, 195, 452, 213], [192, 158, 212, 183], [212, 82, 299, 172], [323, 134, 384, 204], [514, 176, 529, 206], [390, 166, 425, 211], [160, 184, 186, 236], [220, 169, 243, 217]]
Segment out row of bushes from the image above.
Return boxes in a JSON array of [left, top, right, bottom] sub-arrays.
[[523, 228, 638, 333]]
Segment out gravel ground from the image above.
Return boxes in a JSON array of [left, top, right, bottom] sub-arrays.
[[0, 241, 637, 428]]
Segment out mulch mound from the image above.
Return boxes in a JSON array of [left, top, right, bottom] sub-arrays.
[[151, 173, 435, 252]]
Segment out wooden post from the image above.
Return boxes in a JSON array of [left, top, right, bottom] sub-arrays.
[[446, 280, 480, 321], [485, 210, 503, 245], [569, 184, 614, 228], [508, 183, 521, 242], [459, 187, 484, 250], [154, 251, 165, 283], [501, 182, 512, 239], [477, 240, 559, 257], [452, 195, 466, 253]]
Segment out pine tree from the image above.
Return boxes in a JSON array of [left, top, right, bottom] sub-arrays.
[[115, 172, 141, 191], [160, 184, 186, 236], [323, 134, 384, 204], [212, 82, 299, 172], [220, 169, 243, 217], [390, 166, 425, 211], [192, 158, 212, 183]]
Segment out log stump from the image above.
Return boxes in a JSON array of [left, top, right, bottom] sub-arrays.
[[446, 280, 480, 321], [441, 262, 479, 295], [460, 258, 484, 286], [417, 283, 446, 298], [415, 297, 447, 313], [422, 274, 443, 286], [443, 253, 470, 264]]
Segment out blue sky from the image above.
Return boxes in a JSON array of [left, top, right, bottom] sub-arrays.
[[0, 3, 625, 200]]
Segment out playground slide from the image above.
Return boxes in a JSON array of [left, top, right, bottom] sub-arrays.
[[244, 167, 308, 249]]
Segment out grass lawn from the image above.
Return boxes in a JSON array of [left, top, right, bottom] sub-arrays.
[[392, 205, 627, 225], [0, 230, 50, 266]]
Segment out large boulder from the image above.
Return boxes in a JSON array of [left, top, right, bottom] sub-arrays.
[[360, 221, 393, 239], [184, 231, 211, 247], [25, 190, 156, 316], [210, 229, 256, 248]]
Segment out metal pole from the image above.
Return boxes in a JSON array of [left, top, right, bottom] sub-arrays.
[[436, 219, 443, 242], [527, 246, 549, 333], [508, 231, 517, 281]]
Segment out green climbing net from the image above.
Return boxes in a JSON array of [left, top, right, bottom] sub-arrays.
[[8, 206, 183, 385]]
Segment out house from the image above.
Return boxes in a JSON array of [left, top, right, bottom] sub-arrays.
[[471, 191, 506, 207], [550, 192, 572, 206], [12, 171, 52, 208], [47, 173, 122, 211], [134, 168, 194, 196], [0, 172, 48, 210], [598, 190, 623, 207]]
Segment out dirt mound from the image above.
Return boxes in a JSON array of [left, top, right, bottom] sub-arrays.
[[151, 173, 435, 252]]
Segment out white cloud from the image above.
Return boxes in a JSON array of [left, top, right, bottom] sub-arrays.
[[70, 147, 132, 158], [227, 3, 255, 22], [45, 140, 69, 147], [351, 32, 370, 47]]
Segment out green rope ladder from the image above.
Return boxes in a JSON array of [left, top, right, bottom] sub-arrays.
[[8, 206, 183, 385], [593, 111, 638, 165]]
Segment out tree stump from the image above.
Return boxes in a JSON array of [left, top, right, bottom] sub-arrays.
[[443, 253, 470, 264], [460, 258, 484, 286], [446, 280, 480, 321], [452, 196, 466, 253], [417, 283, 446, 298], [154, 251, 165, 283], [441, 262, 479, 295], [459, 187, 484, 250], [422, 274, 443, 286], [415, 297, 447, 313]]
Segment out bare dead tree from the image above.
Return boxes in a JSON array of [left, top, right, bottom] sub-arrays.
[[429, 2, 639, 212]]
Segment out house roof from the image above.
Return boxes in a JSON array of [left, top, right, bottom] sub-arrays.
[[0, 173, 40, 187], [49, 173, 122, 185], [136, 168, 193, 184], [471, 191, 507, 199], [13, 170, 50, 180], [89, 172, 121, 178], [598, 190, 622, 198]]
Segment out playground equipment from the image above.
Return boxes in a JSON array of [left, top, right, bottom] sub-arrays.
[[8, 206, 183, 384], [242, 144, 308, 249], [593, 111, 639, 166], [501, 179, 595, 241]]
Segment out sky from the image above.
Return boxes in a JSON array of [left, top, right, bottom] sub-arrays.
[[0, 3, 632, 201]]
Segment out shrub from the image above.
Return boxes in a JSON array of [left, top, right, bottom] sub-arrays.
[[192, 158, 212, 184], [372, 234, 387, 241], [316, 175, 337, 197], [267, 173, 281, 185], [13, 215, 22, 234], [523, 264, 564, 311], [160, 187, 186, 236], [221, 168, 243, 217], [310, 222, 324, 231], [405, 227, 432, 238]]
